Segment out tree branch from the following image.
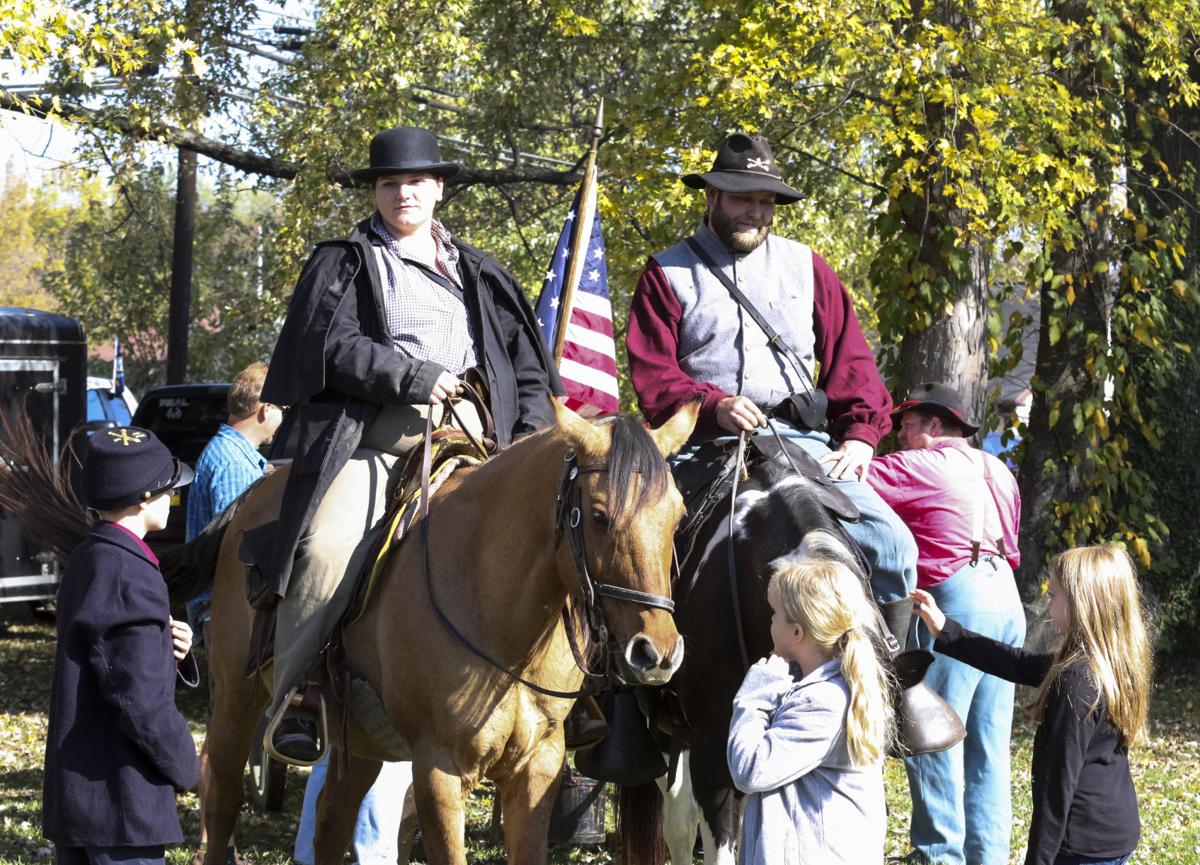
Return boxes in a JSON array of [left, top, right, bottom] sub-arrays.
[[1, 89, 301, 178], [774, 141, 886, 193], [0, 89, 584, 187]]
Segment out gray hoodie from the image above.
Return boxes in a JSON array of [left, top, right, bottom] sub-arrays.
[[727, 657, 885, 864]]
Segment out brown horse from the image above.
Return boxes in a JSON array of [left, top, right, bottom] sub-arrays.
[[177, 400, 698, 865]]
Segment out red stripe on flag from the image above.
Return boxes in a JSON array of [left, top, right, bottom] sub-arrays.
[[565, 386, 618, 416], [562, 341, 619, 375], [567, 308, 614, 338]]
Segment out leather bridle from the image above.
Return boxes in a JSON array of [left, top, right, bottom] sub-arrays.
[[420, 420, 676, 699]]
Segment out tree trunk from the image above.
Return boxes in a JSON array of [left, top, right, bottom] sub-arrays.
[[899, 239, 990, 423], [891, 1, 991, 419], [1016, 209, 1110, 595]]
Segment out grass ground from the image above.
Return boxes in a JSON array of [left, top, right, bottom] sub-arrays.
[[2, 605, 1197, 864]]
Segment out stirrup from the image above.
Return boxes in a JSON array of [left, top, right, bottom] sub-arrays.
[[262, 686, 328, 767]]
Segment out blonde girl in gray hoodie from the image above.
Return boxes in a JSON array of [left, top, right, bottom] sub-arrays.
[[728, 559, 894, 864]]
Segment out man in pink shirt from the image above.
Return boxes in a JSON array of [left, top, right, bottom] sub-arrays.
[[868, 383, 1024, 865]]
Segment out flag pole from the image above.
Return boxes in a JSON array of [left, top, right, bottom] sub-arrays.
[[553, 99, 605, 362]]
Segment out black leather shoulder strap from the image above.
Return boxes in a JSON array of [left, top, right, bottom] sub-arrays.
[[409, 260, 466, 304]]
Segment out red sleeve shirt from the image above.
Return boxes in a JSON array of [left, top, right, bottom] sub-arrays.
[[626, 254, 893, 445], [867, 440, 1022, 587]]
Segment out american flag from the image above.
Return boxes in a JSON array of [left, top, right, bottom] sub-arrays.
[[534, 185, 619, 417]]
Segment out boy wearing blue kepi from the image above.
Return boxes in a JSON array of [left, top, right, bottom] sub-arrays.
[[43, 426, 201, 865]]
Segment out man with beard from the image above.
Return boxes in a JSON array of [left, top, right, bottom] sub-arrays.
[[627, 132, 916, 611]]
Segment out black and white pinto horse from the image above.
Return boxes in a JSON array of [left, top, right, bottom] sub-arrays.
[[643, 436, 888, 864]]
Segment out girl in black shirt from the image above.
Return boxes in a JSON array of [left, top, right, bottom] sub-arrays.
[[910, 544, 1152, 865]]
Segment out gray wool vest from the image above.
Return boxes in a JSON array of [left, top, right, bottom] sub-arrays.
[[652, 222, 817, 409]]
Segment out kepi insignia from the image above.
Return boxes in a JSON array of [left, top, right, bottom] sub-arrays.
[[107, 428, 147, 447]]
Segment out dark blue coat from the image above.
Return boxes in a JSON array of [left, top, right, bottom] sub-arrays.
[[42, 522, 200, 846]]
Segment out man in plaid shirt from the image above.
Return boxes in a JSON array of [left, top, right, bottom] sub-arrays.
[[185, 361, 281, 637], [250, 125, 562, 762]]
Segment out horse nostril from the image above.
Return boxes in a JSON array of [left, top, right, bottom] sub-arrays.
[[626, 636, 661, 671], [662, 638, 685, 670]]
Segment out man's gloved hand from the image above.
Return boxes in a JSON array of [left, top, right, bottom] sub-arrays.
[[716, 395, 767, 433], [818, 438, 874, 481]]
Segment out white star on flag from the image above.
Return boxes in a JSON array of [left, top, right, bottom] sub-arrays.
[[592, 247, 604, 261], [551, 297, 559, 309], [588, 269, 600, 282], [545, 270, 556, 281]]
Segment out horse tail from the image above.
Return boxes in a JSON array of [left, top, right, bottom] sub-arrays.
[[160, 478, 256, 605], [615, 781, 667, 865], [0, 406, 89, 560]]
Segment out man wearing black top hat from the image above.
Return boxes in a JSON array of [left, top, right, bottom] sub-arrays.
[[246, 125, 563, 760], [626, 131, 917, 609], [44, 427, 200, 865], [867, 383, 1024, 865]]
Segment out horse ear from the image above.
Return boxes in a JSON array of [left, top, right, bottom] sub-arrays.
[[649, 399, 700, 458], [552, 397, 605, 453]]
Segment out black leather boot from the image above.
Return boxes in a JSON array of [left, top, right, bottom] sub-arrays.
[[563, 696, 610, 751], [879, 597, 915, 653], [268, 683, 324, 765]]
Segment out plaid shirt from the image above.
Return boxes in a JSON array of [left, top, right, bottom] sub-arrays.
[[185, 424, 266, 635], [369, 214, 479, 374], [186, 424, 267, 541]]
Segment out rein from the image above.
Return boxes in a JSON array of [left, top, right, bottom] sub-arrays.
[[726, 432, 752, 670], [418, 412, 673, 699], [719, 429, 906, 667]]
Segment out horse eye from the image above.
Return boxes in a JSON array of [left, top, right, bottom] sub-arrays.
[[591, 508, 610, 528]]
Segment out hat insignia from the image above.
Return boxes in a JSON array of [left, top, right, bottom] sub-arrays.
[[746, 157, 772, 172], [107, 429, 147, 447]]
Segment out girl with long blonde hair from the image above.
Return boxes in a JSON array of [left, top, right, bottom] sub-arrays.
[[912, 544, 1153, 865], [727, 558, 894, 865]]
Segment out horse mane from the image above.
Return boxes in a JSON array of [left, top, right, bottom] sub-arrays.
[[601, 415, 669, 531], [0, 405, 90, 560]]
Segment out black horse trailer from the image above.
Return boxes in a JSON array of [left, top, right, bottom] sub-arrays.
[[0, 308, 87, 604]]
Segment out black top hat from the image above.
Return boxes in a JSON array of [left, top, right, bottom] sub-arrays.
[[682, 133, 802, 204], [891, 382, 980, 435], [350, 126, 461, 185], [83, 426, 194, 511]]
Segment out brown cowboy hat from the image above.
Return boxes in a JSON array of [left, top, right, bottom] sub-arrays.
[[891, 382, 980, 435], [681, 133, 802, 204]]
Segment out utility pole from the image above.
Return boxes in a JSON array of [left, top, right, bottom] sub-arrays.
[[166, 0, 198, 384], [167, 147, 196, 384]]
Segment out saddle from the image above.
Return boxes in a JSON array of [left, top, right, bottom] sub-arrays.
[[672, 433, 861, 569], [242, 406, 493, 678], [343, 427, 488, 624]]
